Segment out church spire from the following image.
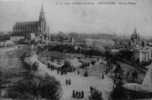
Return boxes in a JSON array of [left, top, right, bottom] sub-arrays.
[[39, 4, 45, 21], [39, 4, 47, 34]]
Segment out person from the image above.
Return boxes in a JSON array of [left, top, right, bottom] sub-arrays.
[[65, 79, 67, 86], [72, 90, 75, 98], [78, 91, 81, 98], [69, 79, 71, 85], [81, 91, 84, 98], [101, 73, 104, 79], [75, 91, 78, 98]]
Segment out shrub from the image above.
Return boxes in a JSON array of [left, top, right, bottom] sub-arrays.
[[89, 87, 103, 100], [84, 70, 88, 77]]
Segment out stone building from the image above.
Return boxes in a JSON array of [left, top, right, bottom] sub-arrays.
[[134, 47, 152, 63], [130, 29, 141, 48], [12, 5, 49, 40]]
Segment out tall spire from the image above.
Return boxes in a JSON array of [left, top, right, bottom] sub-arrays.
[[39, 4, 47, 34], [39, 4, 45, 21]]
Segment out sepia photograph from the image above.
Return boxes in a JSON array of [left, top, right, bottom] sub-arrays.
[[0, 0, 152, 100]]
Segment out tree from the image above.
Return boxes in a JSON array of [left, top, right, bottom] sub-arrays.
[[60, 61, 74, 74], [84, 70, 88, 77], [7, 73, 62, 100], [89, 87, 103, 100], [132, 70, 138, 82], [111, 81, 128, 100]]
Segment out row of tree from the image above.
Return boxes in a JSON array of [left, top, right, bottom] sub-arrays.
[[0, 52, 62, 100]]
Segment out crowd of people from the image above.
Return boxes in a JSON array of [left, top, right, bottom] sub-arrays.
[[65, 79, 71, 86], [72, 90, 84, 99]]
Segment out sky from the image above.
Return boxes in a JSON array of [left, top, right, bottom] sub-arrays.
[[0, 0, 152, 36]]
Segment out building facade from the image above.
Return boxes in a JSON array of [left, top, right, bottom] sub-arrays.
[[12, 6, 49, 40], [130, 29, 141, 48], [134, 47, 152, 63]]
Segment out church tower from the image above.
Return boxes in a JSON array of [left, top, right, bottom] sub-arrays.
[[39, 5, 47, 34]]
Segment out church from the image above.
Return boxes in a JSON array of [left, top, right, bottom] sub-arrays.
[[12, 6, 49, 40]]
